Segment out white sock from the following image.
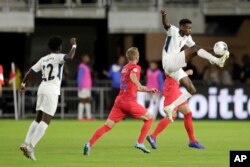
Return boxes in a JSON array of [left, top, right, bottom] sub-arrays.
[[85, 103, 92, 119], [197, 49, 219, 64], [30, 121, 48, 148], [24, 120, 39, 144], [167, 92, 192, 110], [78, 103, 84, 119]]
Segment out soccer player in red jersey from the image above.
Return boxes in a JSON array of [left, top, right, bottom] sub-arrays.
[[83, 47, 159, 155], [147, 70, 205, 149]]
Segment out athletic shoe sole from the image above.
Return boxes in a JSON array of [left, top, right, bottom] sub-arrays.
[[134, 145, 150, 153]]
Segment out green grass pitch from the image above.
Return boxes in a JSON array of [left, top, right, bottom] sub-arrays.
[[0, 119, 250, 167]]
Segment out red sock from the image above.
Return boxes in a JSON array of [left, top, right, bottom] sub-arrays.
[[184, 112, 196, 142], [89, 125, 111, 147], [138, 118, 153, 143], [151, 117, 171, 139]]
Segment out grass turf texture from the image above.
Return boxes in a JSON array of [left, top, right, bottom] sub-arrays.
[[0, 120, 249, 167]]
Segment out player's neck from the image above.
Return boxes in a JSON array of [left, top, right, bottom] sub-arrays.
[[129, 61, 137, 64], [51, 51, 60, 54], [179, 30, 185, 37]]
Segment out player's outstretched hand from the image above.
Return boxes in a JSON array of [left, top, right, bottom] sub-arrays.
[[161, 9, 167, 15], [148, 88, 160, 94], [70, 38, 77, 45]]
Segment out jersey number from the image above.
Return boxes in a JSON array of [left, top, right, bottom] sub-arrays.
[[42, 64, 55, 81]]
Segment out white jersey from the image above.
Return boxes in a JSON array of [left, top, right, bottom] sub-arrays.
[[162, 25, 195, 55], [31, 53, 66, 95]]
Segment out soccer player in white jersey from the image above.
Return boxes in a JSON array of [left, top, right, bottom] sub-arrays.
[[160, 9, 230, 122], [19, 36, 77, 160]]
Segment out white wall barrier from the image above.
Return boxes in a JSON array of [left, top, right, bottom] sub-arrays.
[[0, 87, 111, 119]]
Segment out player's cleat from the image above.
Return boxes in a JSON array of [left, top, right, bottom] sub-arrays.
[[188, 141, 205, 149], [146, 135, 157, 149], [20, 144, 37, 161], [134, 142, 150, 153], [20, 143, 29, 158], [83, 143, 91, 156], [26, 144, 37, 161], [216, 51, 230, 68], [163, 106, 174, 122]]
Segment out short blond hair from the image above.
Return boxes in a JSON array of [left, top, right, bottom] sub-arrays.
[[126, 47, 139, 61]]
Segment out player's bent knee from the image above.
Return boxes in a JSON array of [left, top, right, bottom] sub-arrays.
[[105, 119, 116, 128], [141, 112, 153, 121]]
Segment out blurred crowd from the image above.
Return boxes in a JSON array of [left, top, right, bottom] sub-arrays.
[[202, 53, 250, 86]]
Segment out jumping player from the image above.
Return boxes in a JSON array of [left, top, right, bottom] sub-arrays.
[[147, 70, 205, 149], [160, 9, 229, 122], [83, 47, 158, 155], [19, 36, 77, 160]]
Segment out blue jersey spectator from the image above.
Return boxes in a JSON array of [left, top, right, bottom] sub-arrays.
[[103, 55, 126, 107]]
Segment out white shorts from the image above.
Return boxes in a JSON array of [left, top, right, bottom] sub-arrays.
[[162, 50, 187, 74], [36, 94, 59, 116], [169, 68, 188, 82], [78, 89, 91, 98]]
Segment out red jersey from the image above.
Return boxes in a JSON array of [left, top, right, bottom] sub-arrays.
[[117, 62, 141, 101]]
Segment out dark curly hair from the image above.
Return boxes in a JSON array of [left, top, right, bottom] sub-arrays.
[[179, 18, 192, 26], [48, 36, 62, 52]]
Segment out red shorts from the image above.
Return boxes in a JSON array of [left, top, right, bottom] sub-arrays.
[[108, 99, 147, 122], [164, 76, 187, 108]]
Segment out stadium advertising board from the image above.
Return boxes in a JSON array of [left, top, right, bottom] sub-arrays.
[[148, 86, 250, 120]]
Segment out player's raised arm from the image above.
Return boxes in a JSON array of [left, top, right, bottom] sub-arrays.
[[64, 37, 77, 61], [161, 9, 170, 30]]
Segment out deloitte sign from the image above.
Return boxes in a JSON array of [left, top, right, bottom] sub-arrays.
[[183, 87, 250, 119]]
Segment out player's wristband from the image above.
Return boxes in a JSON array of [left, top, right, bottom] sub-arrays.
[[72, 44, 77, 48], [21, 82, 26, 87]]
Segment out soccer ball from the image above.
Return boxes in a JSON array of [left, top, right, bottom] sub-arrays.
[[213, 41, 228, 56]]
